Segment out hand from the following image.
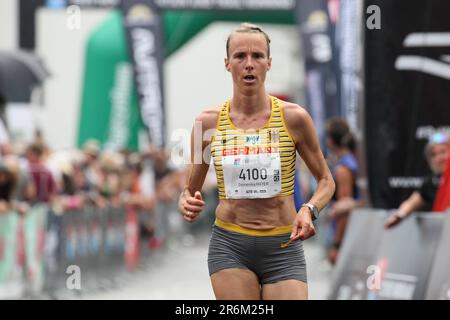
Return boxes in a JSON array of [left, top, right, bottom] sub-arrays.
[[16, 202, 30, 215], [328, 246, 339, 265], [329, 197, 356, 218], [0, 200, 9, 213], [290, 207, 316, 241], [179, 190, 205, 223], [384, 212, 405, 229]]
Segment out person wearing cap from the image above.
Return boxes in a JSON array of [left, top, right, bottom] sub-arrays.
[[385, 132, 450, 229]]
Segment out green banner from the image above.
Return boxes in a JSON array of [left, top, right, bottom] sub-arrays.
[[77, 11, 143, 151]]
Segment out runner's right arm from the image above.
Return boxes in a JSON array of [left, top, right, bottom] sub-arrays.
[[179, 109, 218, 223]]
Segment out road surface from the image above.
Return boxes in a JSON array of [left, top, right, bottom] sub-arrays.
[[78, 229, 333, 300]]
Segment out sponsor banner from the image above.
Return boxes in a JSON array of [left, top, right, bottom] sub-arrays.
[[43, 209, 62, 293], [76, 210, 90, 262], [24, 204, 48, 295], [75, 208, 90, 282], [78, 207, 102, 289], [1, 206, 142, 297], [45, 0, 118, 8], [61, 209, 87, 290], [62, 210, 77, 264], [121, 0, 166, 148], [368, 213, 443, 300], [425, 211, 450, 299], [19, 0, 44, 50], [296, 0, 339, 147], [155, 0, 295, 10], [53, 0, 295, 9], [105, 63, 134, 150], [68, 0, 119, 7], [112, 208, 126, 256], [330, 209, 446, 300], [77, 11, 143, 151], [364, 0, 450, 208], [336, 0, 364, 135], [335, 0, 368, 199], [0, 211, 24, 299], [328, 209, 385, 300], [86, 207, 102, 260], [102, 207, 125, 259], [99, 206, 111, 264]]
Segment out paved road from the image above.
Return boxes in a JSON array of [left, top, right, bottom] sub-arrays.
[[80, 230, 333, 300]]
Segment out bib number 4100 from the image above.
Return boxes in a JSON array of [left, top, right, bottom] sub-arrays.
[[238, 168, 268, 181]]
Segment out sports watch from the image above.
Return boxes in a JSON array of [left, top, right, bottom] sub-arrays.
[[301, 203, 319, 221]]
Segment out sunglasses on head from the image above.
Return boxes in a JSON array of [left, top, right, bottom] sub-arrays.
[[429, 132, 449, 145]]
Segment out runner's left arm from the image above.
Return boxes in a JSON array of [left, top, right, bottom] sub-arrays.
[[284, 104, 335, 240]]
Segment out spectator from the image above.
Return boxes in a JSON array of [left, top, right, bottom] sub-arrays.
[[385, 132, 450, 228], [25, 143, 56, 204], [72, 159, 92, 194], [82, 139, 102, 189], [147, 145, 172, 183], [325, 117, 360, 265], [96, 151, 123, 207], [3, 154, 35, 214], [0, 164, 15, 213], [123, 153, 158, 245], [123, 152, 156, 212]]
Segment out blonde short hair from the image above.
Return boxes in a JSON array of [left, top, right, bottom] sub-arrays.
[[226, 23, 271, 58]]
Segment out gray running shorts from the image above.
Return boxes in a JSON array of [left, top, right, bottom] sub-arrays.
[[207, 224, 307, 284]]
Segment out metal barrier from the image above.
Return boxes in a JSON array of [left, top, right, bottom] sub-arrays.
[[425, 211, 450, 299], [329, 209, 449, 300], [0, 203, 166, 299], [0, 190, 253, 299], [0, 211, 24, 299]]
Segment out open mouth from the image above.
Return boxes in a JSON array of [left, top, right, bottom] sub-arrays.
[[243, 75, 256, 82]]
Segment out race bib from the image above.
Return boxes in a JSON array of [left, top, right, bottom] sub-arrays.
[[222, 150, 281, 199]]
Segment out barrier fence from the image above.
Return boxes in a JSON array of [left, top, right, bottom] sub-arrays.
[[329, 209, 450, 300], [0, 203, 167, 299], [6, 197, 446, 300]]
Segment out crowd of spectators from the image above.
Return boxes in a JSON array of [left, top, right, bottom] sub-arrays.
[[0, 135, 191, 248]]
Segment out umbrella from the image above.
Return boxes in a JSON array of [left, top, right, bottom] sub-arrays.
[[0, 50, 51, 103]]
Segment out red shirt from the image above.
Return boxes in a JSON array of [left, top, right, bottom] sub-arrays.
[[29, 163, 56, 203]]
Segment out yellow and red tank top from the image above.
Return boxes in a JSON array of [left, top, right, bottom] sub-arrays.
[[211, 96, 296, 200]]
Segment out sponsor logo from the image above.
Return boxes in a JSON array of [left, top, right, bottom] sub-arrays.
[[395, 32, 450, 80], [245, 135, 260, 145], [306, 10, 329, 31], [126, 3, 155, 25], [388, 176, 424, 189], [130, 25, 164, 148], [69, 0, 118, 7], [154, 0, 295, 10], [222, 146, 279, 156], [106, 62, 132, 150], [268, 129, 280, 143]]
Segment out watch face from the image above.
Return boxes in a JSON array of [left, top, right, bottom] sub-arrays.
[[310, 205, 319, 220], [313, 208, 319, 220]]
